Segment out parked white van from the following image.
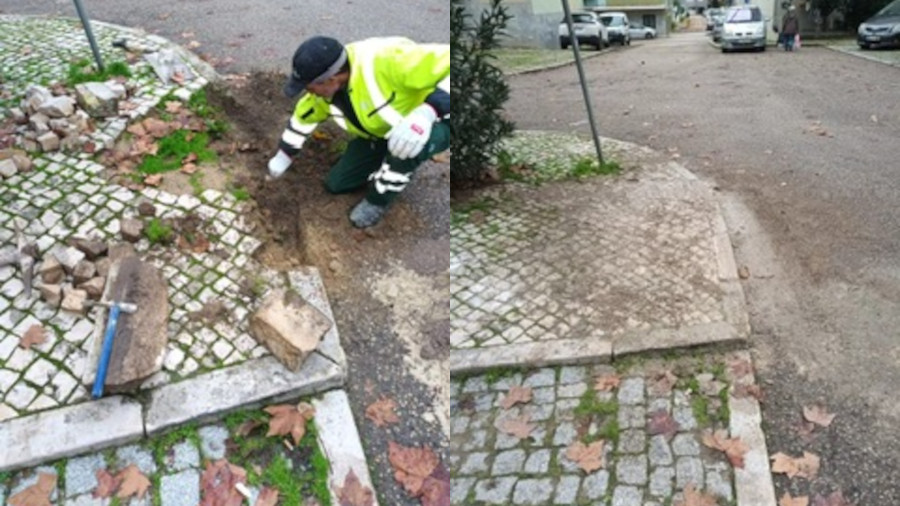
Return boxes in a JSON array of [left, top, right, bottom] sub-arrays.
[[720, 5, 767, 52]]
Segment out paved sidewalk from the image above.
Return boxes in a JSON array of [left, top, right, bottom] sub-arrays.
[[451, 132, 748, 373], [450, 351, 772, 505], [0, 14, 376, 504], [450, 132, 773, 504]]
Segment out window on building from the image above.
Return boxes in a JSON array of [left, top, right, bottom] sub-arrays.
[[643, 14, 656, 27]]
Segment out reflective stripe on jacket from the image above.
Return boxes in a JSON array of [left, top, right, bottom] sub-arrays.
[[290, 37, 450, 141]]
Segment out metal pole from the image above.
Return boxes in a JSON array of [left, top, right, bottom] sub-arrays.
[[561, 0, 604, 165], [72, 0, 105, 71]]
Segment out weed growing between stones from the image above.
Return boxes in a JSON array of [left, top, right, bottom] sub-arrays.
[[65, 58, 132, 86], [136, 130, 216, 175], [574, 389, 620, 445], [144, 218, 174, 245]]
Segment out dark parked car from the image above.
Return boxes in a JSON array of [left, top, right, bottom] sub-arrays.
[[858, 0, 900, 49]]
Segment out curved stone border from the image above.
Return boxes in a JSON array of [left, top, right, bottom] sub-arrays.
[[826, 44, 900, 68], [504, 51, 605, 77]]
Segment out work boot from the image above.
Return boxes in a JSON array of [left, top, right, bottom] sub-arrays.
[[349, 199, 386, 228]]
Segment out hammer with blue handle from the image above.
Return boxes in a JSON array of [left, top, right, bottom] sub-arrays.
[[89, 300, 138, 399]]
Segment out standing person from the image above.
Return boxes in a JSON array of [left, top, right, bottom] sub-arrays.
[[267, 36, 450, 228], [781, 5, 800, 51]]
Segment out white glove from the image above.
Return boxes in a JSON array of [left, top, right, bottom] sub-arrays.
[[387, 104, 438, 160], [267, 150, 292, 179]]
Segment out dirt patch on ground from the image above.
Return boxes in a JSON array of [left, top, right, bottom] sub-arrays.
[[204, 72, 433, 291]]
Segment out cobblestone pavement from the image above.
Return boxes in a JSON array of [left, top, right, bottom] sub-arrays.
[[450, 352, 765, 505], [0, 392, 345, 506], [0, 16, 376, 501], [451, 132, 744, 359]]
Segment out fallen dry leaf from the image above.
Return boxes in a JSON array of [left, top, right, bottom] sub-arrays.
[[19, 324, 48, 350], [647, 410, 680, 440], [235, 419, 263, 437], [677, 483, 718, 506], [495, 413, 536, 440], [93, 469, 122, 498], [564, 440, 605, 473], [419, 461, 450, 506], [180, 162, 199, 174], [144, 174, 163, 187], [387, 442, 439, 497], [116, 465, 151, 499], [187, 40, 202, 49], [181, 31, 195, 39], [265, 402, 315, 445], [780, 493, 810, 506], [126, 123, 147, 137], [200, 459, 247, 506], [336, 469, 375, 506], [172, 72, 186, 85], [733, 384, 764, 402], [803, 404, 836, 428], [738, 265, 751, 279], [648, 370, 678, 395], [254, 487, 279, 506], [594, 374, 621, 392], [701, 430, 748, 468], [811, 490, 854, 506], [165, 101, 183, 113], [771, 451, 821, 480], [143, 117, 170, 138], [729, 358, 754, 378], [183, 152, 198, 164], [8, 472, 57, 506], [500, 385, 533, 409], [365, 396, 400, 427]]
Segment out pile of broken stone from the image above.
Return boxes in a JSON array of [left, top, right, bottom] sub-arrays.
[[38, 238, 117, 315], [0, 80, 127, 179]]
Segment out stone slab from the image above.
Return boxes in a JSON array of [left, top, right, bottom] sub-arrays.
[[0, 396, 143, 472], [729, 351, 777, 506], [289, 269, 346, 370], [313, 390, 380, 506], [250, 289, 331, 371], [144, 353, 344, 434], [450, 338, 612, 374], [612, 321, 746, 358]]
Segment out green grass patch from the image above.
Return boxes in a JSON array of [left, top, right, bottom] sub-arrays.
[[571, 157, 621, 178], [152, 424, 200, 469], [230, 184, 251, 202], [717, 385, 731, 425], [491, 48, 584, 74], [189, 172, 205, 196], [66, 58, 131, 86], [145, 218, 174, 245], [137, 130, 216, 175], [264, 454, 302, 506], [691, 395, 711, 428]]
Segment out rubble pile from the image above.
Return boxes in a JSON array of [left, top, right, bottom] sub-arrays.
[[0, 81, 127, 177], [38, 238, 113, 314]]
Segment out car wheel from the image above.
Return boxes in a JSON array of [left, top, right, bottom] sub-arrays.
[[560, 38, 569, 50], [647, 33, 654, 39]]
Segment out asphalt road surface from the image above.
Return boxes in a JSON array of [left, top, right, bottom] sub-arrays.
[[507, 33, 900, 503], [0, 0, 449, 73]]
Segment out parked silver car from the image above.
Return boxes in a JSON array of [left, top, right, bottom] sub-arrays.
[[629, 23, 657, 39], [720, 5, 767, 52], [559, 12, 609, 50], [858, 0, 900, 49]]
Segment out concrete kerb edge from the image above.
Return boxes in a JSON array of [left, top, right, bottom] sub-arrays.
[[825, 44, 900, 68], [450, 338, 612, 376], [503, 51, 604, 77], [88, 19, 223, 84], [729, 350, 778, 506]]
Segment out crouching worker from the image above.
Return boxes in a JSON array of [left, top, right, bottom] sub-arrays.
[[268, 35, 450, 228]]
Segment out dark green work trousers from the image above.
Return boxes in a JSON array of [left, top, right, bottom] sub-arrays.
[[324, 122, 450, 207]]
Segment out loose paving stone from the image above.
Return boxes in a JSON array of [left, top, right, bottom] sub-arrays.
[[116, 445, 157, 475], [618, 429, 647, 454], [451, 478, 476, 504], [474, 476, 517, 504], [512, 478, 554, 505], [160, 469, 201, 506], [676, 456, 705, 489], [612, 485, 644, 506], [64, 453, 105, 497], [555, 475, 581, 504], [492, 449, 525, 475], [167, 441, 200, 471], [650, 466, 676, 497], [649, 434, 674, 466], [459, 452, 490, 475], [523, 448, 551, 474], [198, 425, 229, 460], [580, 470, 610, 500], [672, 433, 701, 456], [616, 454, 648, 486]]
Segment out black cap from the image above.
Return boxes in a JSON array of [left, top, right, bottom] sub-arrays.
[[283, 36, 347, 98]]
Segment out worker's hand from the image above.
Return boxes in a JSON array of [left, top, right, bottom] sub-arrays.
[[387, 104, 438, 160], [267, 150, 292, 179]]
